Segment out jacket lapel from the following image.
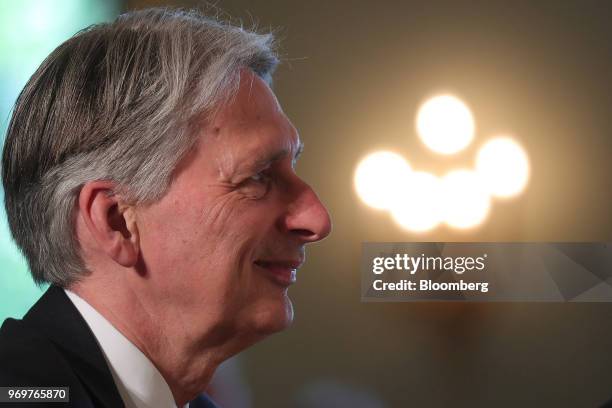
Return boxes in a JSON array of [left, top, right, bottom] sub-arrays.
[[23, 285, 125, 407]]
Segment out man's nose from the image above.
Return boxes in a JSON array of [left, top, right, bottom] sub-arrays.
[[283, 180, 332, 243]]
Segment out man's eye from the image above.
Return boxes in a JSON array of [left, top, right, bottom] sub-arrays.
[[238, 170, 272, 199], [249, 170, 271, 183]]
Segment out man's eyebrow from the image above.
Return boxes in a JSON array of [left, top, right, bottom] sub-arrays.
[[294, 141, 304, 161], [252, 141, 304, 168]]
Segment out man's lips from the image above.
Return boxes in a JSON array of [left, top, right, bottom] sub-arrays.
[[254, 259, 302, 287]]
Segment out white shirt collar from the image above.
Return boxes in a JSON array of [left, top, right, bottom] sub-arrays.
[[65, 289, 188, 408]]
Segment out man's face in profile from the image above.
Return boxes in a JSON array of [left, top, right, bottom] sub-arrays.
[[133, 70, 331, 342]]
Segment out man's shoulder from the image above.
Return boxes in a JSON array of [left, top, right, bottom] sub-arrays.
[[0, 286, 126, 407], [0, 316, 79, 386]]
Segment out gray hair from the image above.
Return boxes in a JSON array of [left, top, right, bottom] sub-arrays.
[[2, 8, 278, 287]]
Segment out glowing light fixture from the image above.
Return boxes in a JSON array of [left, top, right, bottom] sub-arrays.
[[440, 170, 490, 229], [354, 151, 411, 210], [476, 137, 530, 198], [416, 94, 475, 155], [354, 93, 529, 233], [390, 171, 442, 232]]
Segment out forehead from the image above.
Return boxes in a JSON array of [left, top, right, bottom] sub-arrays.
[[208, 70, 298, 150], [176, 70, 302, 183]]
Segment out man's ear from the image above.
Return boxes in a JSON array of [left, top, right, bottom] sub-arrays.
[[78, 180, 140, 267]]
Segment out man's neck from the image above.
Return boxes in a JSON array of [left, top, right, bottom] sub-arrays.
[[68, 279, 228, 406]]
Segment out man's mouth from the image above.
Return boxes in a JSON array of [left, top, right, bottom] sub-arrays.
[[253, 259, 302, 287]]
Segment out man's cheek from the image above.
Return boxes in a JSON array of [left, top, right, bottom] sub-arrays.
[[198, 192, 270, 236]]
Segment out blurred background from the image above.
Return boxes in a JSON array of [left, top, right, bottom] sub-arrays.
[[1, 0, 611, 407]]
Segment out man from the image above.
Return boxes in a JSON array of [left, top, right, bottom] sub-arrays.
[[0, 8, 331, 408]]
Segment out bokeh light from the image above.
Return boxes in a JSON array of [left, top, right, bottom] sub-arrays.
[[440, 169, 491, 229], [476, 137, 530, 198], [354, 151, 411, 210], [416, 94, 475, 155], [390, 171, 442, 232]]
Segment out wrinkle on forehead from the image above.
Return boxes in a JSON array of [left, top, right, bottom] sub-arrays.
[[212, 70, 284, 130], [203, 70, 298, 182]]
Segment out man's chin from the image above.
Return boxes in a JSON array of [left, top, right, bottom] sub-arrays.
[[248, 297, 294, 337]]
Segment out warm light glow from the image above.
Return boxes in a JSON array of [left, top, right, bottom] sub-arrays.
[[354, 151, 412, 210], [440, 170, 491, 229], [476, 137, 530, 198], [390, 171, 442, 232], [416, 94, 475, 155]]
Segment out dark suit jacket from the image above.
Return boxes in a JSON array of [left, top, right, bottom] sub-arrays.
[[0, 285, 217, 407]]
